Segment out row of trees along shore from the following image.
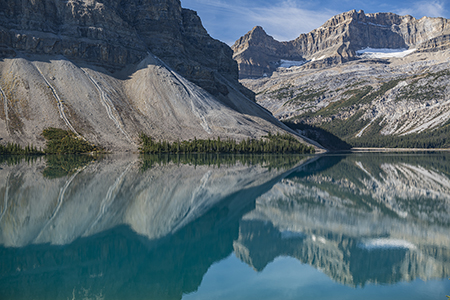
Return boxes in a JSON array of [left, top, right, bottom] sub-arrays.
[[0, 128, 99, 155], [138, 132, 315, 154], [0, 143, 42, 155], [1, 129, 314, 155]]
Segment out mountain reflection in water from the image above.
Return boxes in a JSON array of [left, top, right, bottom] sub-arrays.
[[0, 153, 449, 299]]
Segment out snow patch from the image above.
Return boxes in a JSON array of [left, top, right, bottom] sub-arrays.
[[358, 238, 416, 250], [356, 48, 416, 59], [311, 55, 326, 62], [311, 234, 327, 244]]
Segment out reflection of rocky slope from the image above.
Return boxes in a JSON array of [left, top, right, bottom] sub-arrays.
[[234, 154, 450, 286], [0, 206, 239, 300], [0, 155, 310, 300], [0, 155, 303, 247], [1, 154, 449, 299]]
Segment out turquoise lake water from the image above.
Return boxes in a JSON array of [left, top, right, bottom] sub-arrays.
[[0, 153, 449, 299]]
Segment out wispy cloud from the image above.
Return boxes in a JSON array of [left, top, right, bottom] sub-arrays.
[[396, 0, 446, 18], [182, 0, 338, 44], [247, 1, 338, 41]]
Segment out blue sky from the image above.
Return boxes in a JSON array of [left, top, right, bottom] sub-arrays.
[[180, 0, 449, 45]]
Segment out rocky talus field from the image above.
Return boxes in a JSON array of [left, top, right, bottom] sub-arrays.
[[234, 10, 450, 148], [0, 0, 317, 152]]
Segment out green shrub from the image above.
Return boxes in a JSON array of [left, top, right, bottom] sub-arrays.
[[42, 128, 99, 154]]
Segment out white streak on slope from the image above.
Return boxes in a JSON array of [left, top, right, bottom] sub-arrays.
[[151, 53, 212, 134], [0, 86, 9, 130], [356, 118, 376, 137], [34, 65, 80, 137], [81, 69, 134, 144], [0, 173, 10, 224]]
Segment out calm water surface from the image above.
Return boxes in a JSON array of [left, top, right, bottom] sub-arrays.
[[0, 153, 449, 299]]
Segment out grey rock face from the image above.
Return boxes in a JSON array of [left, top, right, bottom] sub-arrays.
[[0, 0, 248, 97], [0, 54, 305, 152], [232, 10, 450, 78]]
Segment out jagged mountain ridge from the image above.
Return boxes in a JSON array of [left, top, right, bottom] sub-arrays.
[[232, 10, 450, 78], [0, 0, 319, 151], [234, 10, 450, 146]]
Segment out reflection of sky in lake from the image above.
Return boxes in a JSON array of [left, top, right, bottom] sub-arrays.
[[186, 255, 448, 300], [0, 153, 449, 300]]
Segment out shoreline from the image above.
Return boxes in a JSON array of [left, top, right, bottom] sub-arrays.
[[351, 147, 450, 153]]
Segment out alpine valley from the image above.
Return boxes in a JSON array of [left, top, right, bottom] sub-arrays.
[[233, 10, 450, 148], [0, 0, 320, 152]]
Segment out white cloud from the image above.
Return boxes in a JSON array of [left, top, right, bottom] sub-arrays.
[[248, 1, 338, 41], [396, 0, 446, 18], [182, 0, 338, 44]]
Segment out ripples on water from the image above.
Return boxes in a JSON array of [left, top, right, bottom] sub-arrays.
[[0, 153, 449, 300]]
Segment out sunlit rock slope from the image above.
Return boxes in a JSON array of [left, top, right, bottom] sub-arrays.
[[0, 0, 316, 152]]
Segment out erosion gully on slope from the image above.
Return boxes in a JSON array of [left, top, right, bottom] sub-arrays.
[[0, 85, 10, 135], [33, 64, 81, 138], [81, 68, 134, 144], [151, 53, 212, 134]]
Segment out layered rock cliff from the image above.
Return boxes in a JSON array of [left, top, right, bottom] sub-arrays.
[[0, 0, 244, 97], [232, 10, 450, 78]]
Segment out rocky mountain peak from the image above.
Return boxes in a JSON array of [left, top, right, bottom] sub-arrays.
[[249, 26, 268, 37], [233, 10, 450, 78], [232, 25, 279, 56], [320, 9, 364, 27]]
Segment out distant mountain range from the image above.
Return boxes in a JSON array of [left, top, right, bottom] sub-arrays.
[[232, 10, 450, 78], [233, 10, 450, 148]]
